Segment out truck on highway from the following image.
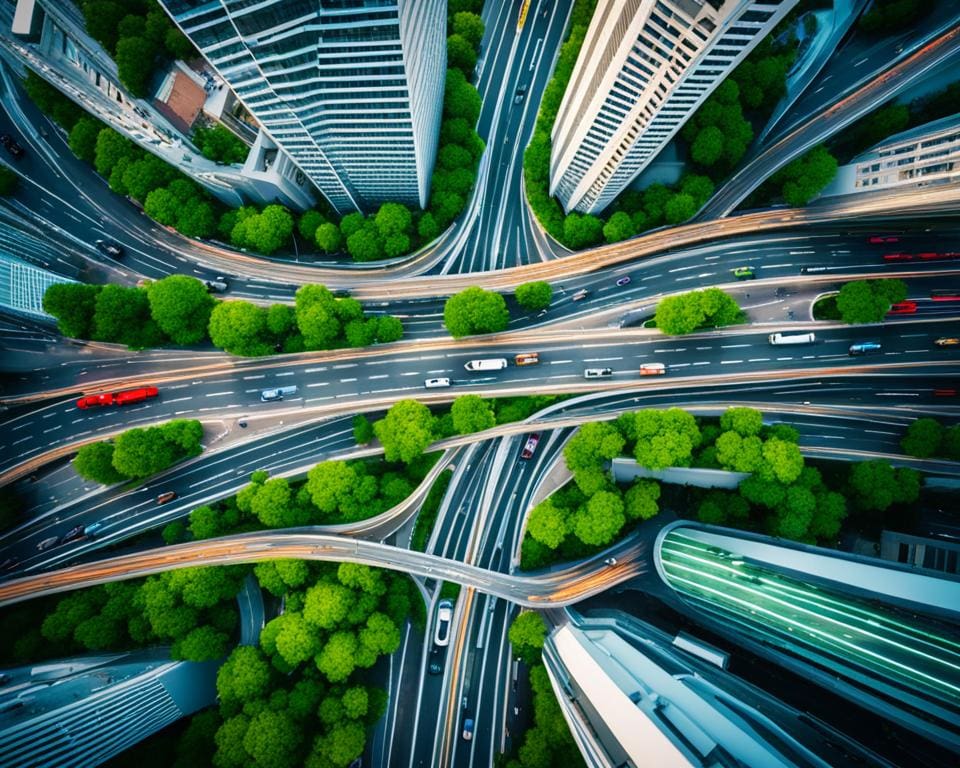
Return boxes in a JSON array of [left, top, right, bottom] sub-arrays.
[[639, 363, 666, 375], [768, 332, 816, 345], [76, 386, 159, 409], [514, 352, 539, 366], [464, 358, 508, 372]]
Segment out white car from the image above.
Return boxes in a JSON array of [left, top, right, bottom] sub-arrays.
[[583, 368, 613, 378], [464, 358, 508, 372], [260, 385, 298, 401], [434, 599, 453, 647], [424, 377, 451, 388]]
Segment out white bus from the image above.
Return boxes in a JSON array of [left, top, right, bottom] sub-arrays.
[[768, 332, 815, 345]]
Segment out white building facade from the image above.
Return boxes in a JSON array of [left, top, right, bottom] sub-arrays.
[[156, 0, 447, 214], [550, 0, 800, 215]]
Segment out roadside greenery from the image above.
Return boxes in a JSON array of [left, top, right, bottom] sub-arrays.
[[42, 278, 403, 353], [835, 278, 907, 324], [654, 288, 743, 335], [503, 612, 585, 768], [73, 419, 204, 484], [514, 281, 553, 311], [900, 417, 960, 461], [0, 566, 243, 666], [520, 407, 852, 570], [443, 286, 510, 337], [410, 468, 454, 552]]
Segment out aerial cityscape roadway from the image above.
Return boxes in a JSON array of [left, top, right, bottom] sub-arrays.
[[1, 1, 959, 767]]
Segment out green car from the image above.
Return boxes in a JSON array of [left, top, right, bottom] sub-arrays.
[[733, 266, 755, 279]]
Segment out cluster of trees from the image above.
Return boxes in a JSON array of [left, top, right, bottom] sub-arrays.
[[514, 281, 553, 312], [523, 418, 663, 569], [42, 278, 401, 354], [192, 124, 249, 165], [768, 144, 838, 207], [218, 204, 294, 255], [73, 419, 203, 484], [199, 559, 412, 768], [79, 0, 195, 97], [900, 418, 960, 461], [0, 565, 243, 665], [858, 0, 928, 34], [695, 408, 847, 541], [504, 611, 585, 768], [835, 278, 907, 324], [845, 460, 921, 523], [69, 118, 219, 237], [654, 287, 743, 335]]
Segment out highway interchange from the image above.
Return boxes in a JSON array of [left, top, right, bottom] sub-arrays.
[[1, 0, 960, 766]]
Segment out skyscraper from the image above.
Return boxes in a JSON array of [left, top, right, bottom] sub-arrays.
[[157, 0, 447, 215], [550, 0, 799, 215]]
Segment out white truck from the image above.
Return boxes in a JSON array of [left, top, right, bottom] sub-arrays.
[[768, 332, 816, 345], [464, 358, 508, 372]]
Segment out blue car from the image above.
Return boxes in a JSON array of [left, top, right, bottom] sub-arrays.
[[616, 276, 631, 287], [848, 342, 882, 356]]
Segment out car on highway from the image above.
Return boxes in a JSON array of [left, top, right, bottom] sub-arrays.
[[514, 352, 539, 366], [514, 84, 527, 104], [887, 300, 917, 315], [428, 659, 442, 675], [434, 599, 453, 647], [849, 342, 882, 356], [732, 266, 755, 279], [800, 265, 828, 273], [604, 557, 617, 566], [156, 491, 177, 505], [1, 133, 24, 159], [95, 239, 124, 258], [424, 377, 451, 388], [464, 358, 508, 372], [520, 433, 540, 460], [868, 235, 899, 244], [63, 525, 86, 542], [616, 276, 631, 287], [639, 363, 666, 376], [260, 385, 298, 401], [584, 368, 613, 378], [76, 392, 115, 409], [37, 536, 60, 551], [77, 386, 159, 409], [204, 279, 229, 293], [462, 718, 474, 741], [934, 337, 959, 347], [571, 289, 589, 301], [1, 557, 19, 572]]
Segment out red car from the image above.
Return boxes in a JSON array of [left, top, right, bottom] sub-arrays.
[[888, 300, 917, 315], [868, 235, 899, 244], [76, 393, 115, 409], [520, 433, 541, 460]]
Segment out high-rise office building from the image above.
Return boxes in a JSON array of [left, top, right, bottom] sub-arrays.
[[550, 0, 799, 214], [157, 0, 447, 215]]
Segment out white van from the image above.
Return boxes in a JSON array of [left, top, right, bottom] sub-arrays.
[[464, 358, 508, 372], [584, 368, 613, 378], [260, 385, 298, 401], [768, 332, 816, 345], [424, 378, 451, 388]]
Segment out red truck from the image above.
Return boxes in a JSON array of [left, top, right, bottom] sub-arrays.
[[76, 386, 159, 409]]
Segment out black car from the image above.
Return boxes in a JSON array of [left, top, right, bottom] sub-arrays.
[[95, 239, 124, 258], [1, 133, 24, 159]]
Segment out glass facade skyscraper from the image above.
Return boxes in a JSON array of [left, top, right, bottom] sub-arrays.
[[158, 0, 446, 213]]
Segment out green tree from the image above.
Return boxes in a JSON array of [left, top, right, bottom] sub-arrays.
[[573, 490, 625, 546], [373, 400, 436, 463], [111, 427, 176, 478], [266, 303, 296, 338], [193, 124, 248, 164], [809, 491, 847, 540], [68, 117, 103, 163], [623, 479, 660, 521], [346, 223, 384, 262], [303, 580, 352, 629], [353, 414, 374, 445], [173, 625, 230, 662], [216, 646, 272, 714], [562, 212, 604, 249], [147, 275, 215, 345], [447, 34, 477, 76], [835, 279, 908, 324], [92, 284, 158, 347], [901, 417, 944, 458], [297, 210, 326, 242], [312, 720, 366, 767], [759, 438, 805, 484], [451, 11, 485, 48], [73, 442, 125, 484], [527, 497, 568, 549], [115, 36, 156, 96], [680, 174, 715, 207], [720, 406, 763, 436], [514, 281, 553, 311], [664, 193, 697, 224], [774, 145, 838, 207], [243, 709, 302, 768], [691, 126, 724, 166], [451, 395, 495, 434], [315, 222, 342, 253], [208, 301, 271, 356], [43, 283, 100, 338], [443, 68, 481, 125], [632, 408, 702, 469], [848, 460, 920, 512], [654, 287, 741, 335], [375, 315, 404, 343], [509, 611, 547, 665], [443, 286, 509, 338], [602, 210, 636, 243], [316, 630, 359, 683], [122, 155, 177, 202]]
